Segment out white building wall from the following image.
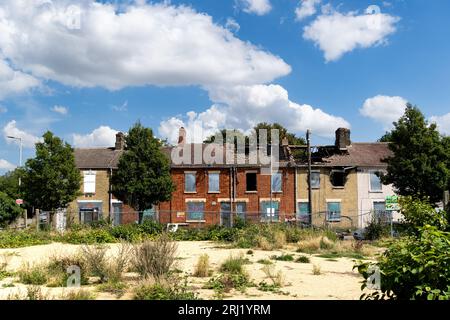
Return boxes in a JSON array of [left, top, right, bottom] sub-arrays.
[[357, 167, 402, 228]]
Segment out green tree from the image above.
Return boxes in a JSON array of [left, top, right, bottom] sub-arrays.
[[380, 104, 449, 204], [0, 168, 24, 200], [0, 191, 23, 227], [252, 122, 306, 145], [22, 132, 81, 218], [112, 123, 175, 221]]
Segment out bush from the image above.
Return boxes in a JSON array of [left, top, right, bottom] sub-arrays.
[[256, 259, 273, 265], [271, 254, 294, 262], [109, 224, 142, 242], [355, 225, 450, 300], [296, 255, 310, 263], [399, 197, 448, 232], [134, 278, 198, 300], [80, 245, 109, 282], [0, 230, 53, 248], [365, 218, 390, 240], [205, 272, 252, 294], [97, 281, 128, 298], [0, 192, 23, 227], [219, 255, 250, 274], [133, 233, 177, 280], [62, 228, 115, 244], [17, 264, 48, 285], [8, 286, 49, 300], [46, 253, 89, 287], [193, 254, 210, 277]]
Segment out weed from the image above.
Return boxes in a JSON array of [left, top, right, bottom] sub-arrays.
[[193, 254, 210, 278], [97, 281, 128, 298], [312, 264, 321, 275], [295, 255, 310, 263], [261, 265, 284, 287], [246, 250, 254, 255], [271, 254, 294, 262], [219, 255, 250, 274], [17, 264, 48, 285], [134, 277, 198, 300], [62, 289, 96, 300], [256, 259, 273, 265]]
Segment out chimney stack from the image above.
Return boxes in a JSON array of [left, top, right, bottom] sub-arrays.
[[115, 132, 125, 150], [335, 128, 351, 150], [178, 127, 187, 146]]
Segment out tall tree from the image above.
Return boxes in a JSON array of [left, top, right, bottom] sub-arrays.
[[0, 168, 24, 200], [22, 132, 81, 216], [112, 123, 175, 221], [380, 104, 449, 204]]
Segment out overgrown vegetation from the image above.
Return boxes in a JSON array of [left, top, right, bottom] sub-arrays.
[[193, 254, 211, 277], [133, 278, 198, 300]]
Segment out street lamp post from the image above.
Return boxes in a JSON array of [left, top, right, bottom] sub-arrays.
[[7, 136, 25, 226]]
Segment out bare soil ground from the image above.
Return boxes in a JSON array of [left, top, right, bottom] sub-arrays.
[[0, 241, 375, 300]]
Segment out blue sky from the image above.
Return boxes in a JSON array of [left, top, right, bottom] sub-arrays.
[[0, 0, 449, 173]]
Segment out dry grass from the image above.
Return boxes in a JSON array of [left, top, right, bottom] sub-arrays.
[[261, 265, 285, 287], [132, 233, 178, 281], [312, 264, 322, 275], [273, 231, 286, 249], [193, 254, 210, 277], [256, 236, 273, 251]]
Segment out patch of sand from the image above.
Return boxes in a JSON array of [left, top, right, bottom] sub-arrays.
[[0, 241, 370, 300]]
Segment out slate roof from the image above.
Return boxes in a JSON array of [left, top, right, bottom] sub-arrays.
[[74, 142, 392, 169]]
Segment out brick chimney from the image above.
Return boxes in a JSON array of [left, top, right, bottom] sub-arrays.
[[115, 132, 125, 150], [335, 128, 351, 150], [178, 127, 187, 146]]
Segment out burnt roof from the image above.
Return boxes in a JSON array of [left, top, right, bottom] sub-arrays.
[[308, 143, 392, 168], [74, 142, 392, 169]]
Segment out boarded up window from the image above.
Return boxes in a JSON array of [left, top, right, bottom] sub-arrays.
[[83, 171, 96, 194]]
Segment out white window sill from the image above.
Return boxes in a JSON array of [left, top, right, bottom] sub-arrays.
[[184, 191, 197, 194], [208, 191, 220, 194], [186, 220, 206, 223], [245, 191, 258, 193]]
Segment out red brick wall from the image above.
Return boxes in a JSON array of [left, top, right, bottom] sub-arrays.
[[158, 167, 296, 225]]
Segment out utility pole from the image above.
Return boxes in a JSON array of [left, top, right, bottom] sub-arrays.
[[8, 136, 25, 227], [306, 130, 312, 226]]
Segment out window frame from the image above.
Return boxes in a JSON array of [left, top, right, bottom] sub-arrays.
[[369, 170, 383, 192], [271, 172, 283, 193], [326, 200, 342, 222], [245, 171, 258, 193], [185, 200, 206, 222], [208, 171, 220, 193], [83, 170, 96, 194], [184, 171, 197, 193], [309, 170, 320, 189]]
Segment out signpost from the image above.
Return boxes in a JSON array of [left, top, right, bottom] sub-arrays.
[[16, 199, 23, 205], [385, 195, 399, 237]]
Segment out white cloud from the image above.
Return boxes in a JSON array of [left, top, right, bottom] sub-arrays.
[[0, 159, 16, 171], [0, 1, 289, 90], [303, 7, 400, 61], [0, 60, 40, 100], [430, 113, 450, 135], [360, 95, 408, 129], [159, 84, 349, 144], [73, 126, 119, 148], [2, 120, 43, 148], [225, 17, 240, 33], [112, 100, 128, 112], [51, 105, 69, 115], [295, 0, 321, 21], [236, 0, 272, 16]]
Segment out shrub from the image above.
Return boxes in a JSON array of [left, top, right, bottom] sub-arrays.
[[219, 255, 250, 274], [355, 225, 450, 300], [319, 237, 335, 250], [134, 278, 198, 300], [97, 281, 128, 298], [256, 259, 273, 265], [107, 242, 132, 282], [46, 252, 88, 287], [246, 250, 253, 255], [62, 228, 115, 244], [109, 224, 142, 242], [271, 254, 294, 262], [133, 233, 177, 281], [205, 272, 252, 294], [0, 192, 23, 227], [8, 286, 49, 300], [296, 255, 310, 263], [273, 231, 286, 249], [365, 218, 390, 240], [193, 254, 210, 278], [0, 230, 53, 248], [256, 236, 273, 250], [312, 264, 321, 275], [17, 264, 48, 285], [80, 245, 109, 282], [261, 265, 284, 287], [63, 289, 96, 300], [399, 197, 448, 232]]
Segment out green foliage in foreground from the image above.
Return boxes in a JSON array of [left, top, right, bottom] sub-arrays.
[[0, 192, 23, 227], [134, 279, 198, 300], [355, 225, 450, 300]]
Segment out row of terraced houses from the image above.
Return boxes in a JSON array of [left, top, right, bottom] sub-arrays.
[[66, 127, 401, 230]]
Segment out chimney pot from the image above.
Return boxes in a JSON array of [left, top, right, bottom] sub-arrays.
[[335, 128, 351, 150], [115, 132, 125, 150]]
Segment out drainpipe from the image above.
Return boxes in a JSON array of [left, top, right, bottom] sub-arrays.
[[294, 166, 298, 219], [109, 167, 113, 225]]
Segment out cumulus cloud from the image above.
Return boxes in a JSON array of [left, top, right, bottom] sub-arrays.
[[0, 159, 16, 171], [303, 6, 400, 61], [159, 84, 349, 144], [0, 60, 40, 100], [296, 0, 321, 21], [0, 1, 289, 90], [51, 105, 69, 115], [430, 113, 450, 135], [73, 126, 119, 148], [236, 0, 272, 16], [2, 120, 43, 148], [359, 95, 408, 129]]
